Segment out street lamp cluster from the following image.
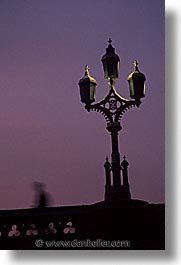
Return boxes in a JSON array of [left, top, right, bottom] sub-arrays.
[[78, 39, 146, 201]]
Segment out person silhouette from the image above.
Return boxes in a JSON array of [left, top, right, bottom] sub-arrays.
[[33, 182, 50, 208]]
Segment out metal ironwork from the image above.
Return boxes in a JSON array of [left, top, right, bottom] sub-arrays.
[[79, 39, 146, 201], [85, 78, 139, 124]]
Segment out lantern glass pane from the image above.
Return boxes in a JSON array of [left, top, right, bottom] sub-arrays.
[[90, 83, 96, 101], [143, 83, 146, 97], [129, 79, 135, 98]]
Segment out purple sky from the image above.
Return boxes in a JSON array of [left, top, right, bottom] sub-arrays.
[[0, 0, 164, 209]]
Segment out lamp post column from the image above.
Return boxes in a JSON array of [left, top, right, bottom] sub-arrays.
[[106, 121, 122, 192]]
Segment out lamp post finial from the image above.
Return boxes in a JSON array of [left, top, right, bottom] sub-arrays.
[[108, 38, 112, 45], [85, 65, 89, 76], [134, 60, 139, 71]]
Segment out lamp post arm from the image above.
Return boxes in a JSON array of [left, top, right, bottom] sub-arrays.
[[85, 102, 114, 123], [114, 99, 139, 123], [84, 81, 141, 124]]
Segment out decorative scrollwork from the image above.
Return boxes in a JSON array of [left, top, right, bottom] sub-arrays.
[[85, 84, 138, 124], [109, 98, 117, 111], [8, 225, 20, 237], [26, 224, 38, 236], [0, 220, 77, 239], [45, 222, 57, 234], [63, 222, 75, 234]]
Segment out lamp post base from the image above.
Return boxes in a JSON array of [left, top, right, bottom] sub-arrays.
[[105, 185, 131, 201]]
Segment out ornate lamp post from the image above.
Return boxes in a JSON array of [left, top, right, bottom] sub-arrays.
[[78, 39, 146, 201]]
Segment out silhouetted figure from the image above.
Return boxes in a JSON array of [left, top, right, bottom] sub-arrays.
[[33, 182, 50, 208]]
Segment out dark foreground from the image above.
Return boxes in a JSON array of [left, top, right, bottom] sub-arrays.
[[0, 200, 165, 250]]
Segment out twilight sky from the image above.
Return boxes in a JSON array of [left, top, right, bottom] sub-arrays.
[[0, 0, 164, 209]]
